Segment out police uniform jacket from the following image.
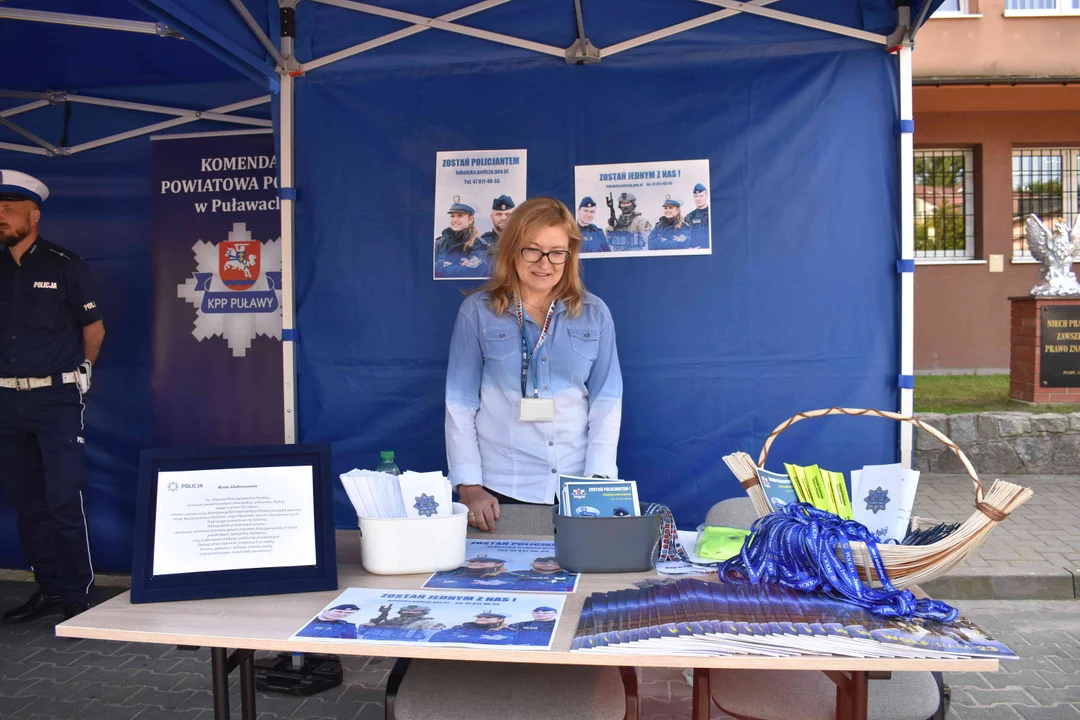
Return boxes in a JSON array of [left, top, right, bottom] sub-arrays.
[[508, 619, 557, 646], [435, 228, 491, 278], [0, 237, 102, 377], [647, 217, 692, 251], [428, 622, 517, 645], [299, 619, 358, 639], [685, 207, 710, 248], [578, 223, 611, 253]]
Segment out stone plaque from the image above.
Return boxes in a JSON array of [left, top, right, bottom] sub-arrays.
[[1040, 305, 1080, 387]]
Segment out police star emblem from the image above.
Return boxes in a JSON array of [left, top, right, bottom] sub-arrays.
[[168, 481, 179, 492], [413, 493, 440, 518], [863, 486, 890, 514]]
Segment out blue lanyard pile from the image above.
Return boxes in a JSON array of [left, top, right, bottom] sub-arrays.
[[718, 502, 958, 622]]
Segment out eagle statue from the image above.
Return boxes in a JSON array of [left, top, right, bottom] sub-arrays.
[[1025, 214, 1080, 297]]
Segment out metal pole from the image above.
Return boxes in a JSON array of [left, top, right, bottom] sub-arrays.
[[64, 94, 272, 127], [0, 8, 160, 33], [899, 40, 916, 466], [0, 116, 58, 154], [280, 5, 299, 445], [211, 648, 230, 720], [0, 141, 52, 156], [0, 100, 50, 119], [239, 651, 256, 720], [227, 0, 287, 67]]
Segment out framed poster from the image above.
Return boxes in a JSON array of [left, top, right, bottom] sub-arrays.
[[131, 444, 337, 603]]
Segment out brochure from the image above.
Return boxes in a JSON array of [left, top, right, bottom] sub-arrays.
[[292, 587, 566, 650], [563, 480, 640, 518], [758, 468, 799, 511], [423, 539, 579, 593]]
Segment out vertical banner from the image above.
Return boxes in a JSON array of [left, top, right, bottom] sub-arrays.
[[433, 149, 527, 280], [151, 132, 284, 446]]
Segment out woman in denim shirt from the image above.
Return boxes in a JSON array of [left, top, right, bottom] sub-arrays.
[[445, 197, 623, 532]]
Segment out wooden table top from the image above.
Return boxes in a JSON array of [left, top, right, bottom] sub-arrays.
[[55, 531, 999, 672]]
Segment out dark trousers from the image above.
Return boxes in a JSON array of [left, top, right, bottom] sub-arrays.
[[0, 384, 93, 603]]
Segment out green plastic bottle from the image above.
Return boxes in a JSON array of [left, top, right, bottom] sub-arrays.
[[375, 450, 401, 476]]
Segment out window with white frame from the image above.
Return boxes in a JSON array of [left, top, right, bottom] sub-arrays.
[[1012, 148, 1080, 258], [1005, 0, 1080, 13], [932, 0, 971, 15], [914, 149, 976, 259]]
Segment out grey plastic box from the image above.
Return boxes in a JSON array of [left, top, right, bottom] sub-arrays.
[[552, 503, 662, 573]]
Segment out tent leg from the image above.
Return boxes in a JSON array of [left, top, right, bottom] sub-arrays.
[[898, 36, 915, 466], [280, 6, 299, 446]]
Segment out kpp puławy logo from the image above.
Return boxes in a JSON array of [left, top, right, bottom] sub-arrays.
[[178, 222, 282, 357]]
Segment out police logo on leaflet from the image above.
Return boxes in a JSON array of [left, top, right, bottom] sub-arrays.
[[177, 222, 282, 357], [863, 487, 890, 514]]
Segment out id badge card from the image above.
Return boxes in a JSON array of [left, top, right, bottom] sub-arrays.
[[520, 397, 555, 422]]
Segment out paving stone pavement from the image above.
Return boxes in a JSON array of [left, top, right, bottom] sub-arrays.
[[914, 475, 1080, 599], [0, 581, 1076, 720]]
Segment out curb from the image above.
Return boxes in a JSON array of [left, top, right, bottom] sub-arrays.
[[919, 565, 1078, 601]]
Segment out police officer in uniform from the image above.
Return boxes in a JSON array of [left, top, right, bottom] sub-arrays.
[[605, 192, 651, 250], [511, 556, 573, 591], [509, 606, 558, 646], [685, 183, 710, 248], [432, 555, 518, 589], [647, 196, 692, 251], [297, 604, 360, 639], [434, 197, 489, 278], [428, 611, 517, 645], [0, 171, 105, 624], [575, 197, 610, 253], [478, 195, 515, 249]]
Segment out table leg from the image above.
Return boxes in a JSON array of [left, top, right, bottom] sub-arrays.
[[239, 650, 256, 720], [849, 671, 869, 720], [211, 648, 230, 720], [692, 668, 710, 720]]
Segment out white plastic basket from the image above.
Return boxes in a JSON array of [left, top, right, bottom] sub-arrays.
[[357, 502, 469, 575]]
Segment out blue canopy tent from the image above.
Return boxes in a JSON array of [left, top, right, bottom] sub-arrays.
[[0, 0, 942, 573]]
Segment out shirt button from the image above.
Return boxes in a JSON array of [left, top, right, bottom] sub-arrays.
[[550, 468, 557, 474], [548, 441, 553, 447], [541, 357, 547, 363], [499, 333, 505, 338], [584, 332, 590, 338]]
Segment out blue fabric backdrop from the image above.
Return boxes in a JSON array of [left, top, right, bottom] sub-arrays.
[[0, 0, 940, 571]]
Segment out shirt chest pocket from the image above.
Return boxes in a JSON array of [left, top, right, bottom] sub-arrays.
[[481, 327, 518, 361], [567, 326, 600, 361]]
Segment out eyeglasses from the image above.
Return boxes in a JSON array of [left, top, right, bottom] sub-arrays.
[[520, 247, 570, 265]]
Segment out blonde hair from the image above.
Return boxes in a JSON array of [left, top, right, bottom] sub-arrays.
[[477, 197, 586, 317]]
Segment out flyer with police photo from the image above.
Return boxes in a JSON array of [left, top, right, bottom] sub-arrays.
[[433, 148, 527, 281], [573, 159, 711, 258], [422, 539, 579, 593], [291, 587, 566, 650]]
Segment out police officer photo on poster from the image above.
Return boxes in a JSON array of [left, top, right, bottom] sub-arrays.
[[422, 539, 580, 593], [574, 159, 711, 258], [433, 149, 526, 280], [291, 587, 566, 650]]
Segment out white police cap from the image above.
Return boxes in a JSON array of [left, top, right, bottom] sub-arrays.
[[0, 170, 49, 205]]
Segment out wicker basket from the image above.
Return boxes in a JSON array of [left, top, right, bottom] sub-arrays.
[[723, 407, 1033, 589]]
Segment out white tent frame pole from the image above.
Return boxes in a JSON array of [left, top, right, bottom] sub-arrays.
[[1, 100, 50, 119], [697, 0, 887, 44], [0, 116, 58, 154], [227, 0, 287, 67], [65, 96, 271, 155], [0, 141, 52, 156], [303, 0, 512, 72], [151, 128, 274, 141], [602, 0, 780, 57], [309, 0, 564, 57], [898, 43, 915, 466], [0, 90, 51, 101], [64, 94, 272, 127], [280, 31, 299, 445], [0, 8, 161, 34]]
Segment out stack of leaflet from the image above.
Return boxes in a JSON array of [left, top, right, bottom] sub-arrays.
[[570, 578, 1016, 660], [340, 469, 453, 519], [559, 475, 640, 518], [851, 463, 921, 543]]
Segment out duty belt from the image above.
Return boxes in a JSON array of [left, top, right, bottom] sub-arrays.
[[0, 372, 78, 391]]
